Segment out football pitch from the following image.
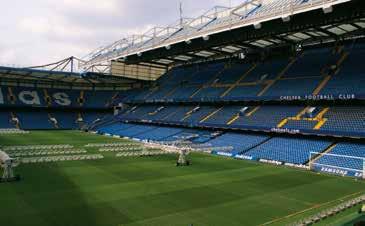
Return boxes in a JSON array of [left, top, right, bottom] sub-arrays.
[[0, 131, 364, 226]]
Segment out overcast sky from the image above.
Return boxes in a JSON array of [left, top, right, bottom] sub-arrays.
[[0, 0, 246, 67]]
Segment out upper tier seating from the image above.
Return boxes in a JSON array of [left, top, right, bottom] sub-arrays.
[[283, 48, 339, 78], [118, 45, 365, 103], [223, 85, 264, 100], [0, 86, 116, 108], [192, 87, 228, 100], [168, 86, 200, 100], [243, 60, 288, 82], [262, 77, 322, 97], [47, 88, 81, 107], [215, 63, 252, 84], [320, 45, 365, 98]]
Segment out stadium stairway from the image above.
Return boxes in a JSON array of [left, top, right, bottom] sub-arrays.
[[308, 143, 338, 167], [200, 107, 223, 123], [78, 91, 84, 106], [236, 135, 272, 155], [48, 113, 59, 129], [43, 89, 52, 107], [312, 48, 349, 95], [276, 107, 329, 130], [7, 87, 16, 104], [313, 107, 330, 130], [257, 56, 298, 97], [220, 64, 257, 97], [106, 92, 119, 107], [245, 106, 260, 117], [227, 114, 240, 125], [312, 76, 332, 96], [277, 107, 313, 128], [10, 112, 20, 129], [314, 142, 365, 173], [0, 112, 15, 128], [189, 87, 204, 98]]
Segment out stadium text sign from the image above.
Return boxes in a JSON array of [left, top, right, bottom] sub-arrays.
[[0, 88, 72, 106], [280, 94, 356, 101], [235, 155, 253, 160], [319, 166, 363, 178], [216, 152, 233, 157]]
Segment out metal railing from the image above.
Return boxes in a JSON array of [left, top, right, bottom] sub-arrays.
[[81, 0, 350, 69]]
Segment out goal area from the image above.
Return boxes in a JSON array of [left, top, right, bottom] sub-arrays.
[[309, 152, 365, 179]]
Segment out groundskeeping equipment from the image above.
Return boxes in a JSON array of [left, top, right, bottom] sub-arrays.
[[0, 151, 20, 182], [176, 149, 191, 166]]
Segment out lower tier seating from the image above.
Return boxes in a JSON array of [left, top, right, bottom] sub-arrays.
[[96, 121, 364, 175], [208, 133, 270, 154], [315, 143, 365, 171], [51, 112, 78, 129], [0, 111, 14, 128], [240, 137, 332, 164], [16, 111, 54, 130], [0, 110, 113, 130]]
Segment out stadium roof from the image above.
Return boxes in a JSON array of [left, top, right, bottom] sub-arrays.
[[81, 0, 365, 75], [0, 65, 139, 86]]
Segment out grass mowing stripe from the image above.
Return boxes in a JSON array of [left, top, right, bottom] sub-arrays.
[[261, 191, 365, 225], [0, 130, 364, 226]]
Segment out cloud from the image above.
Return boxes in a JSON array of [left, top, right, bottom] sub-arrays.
[[61, 0, 120, 13], [0, 0, 247, 66]]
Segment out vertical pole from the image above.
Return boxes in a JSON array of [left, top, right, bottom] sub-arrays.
[[363, 158, 365, 180], [71, 57, 74, 73], [179, 1, 183, 27], [309, 152, 313, 170]]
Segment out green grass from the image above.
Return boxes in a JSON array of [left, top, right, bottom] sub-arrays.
[[315, 204, 364, 226], [0, 131, 364, 226]]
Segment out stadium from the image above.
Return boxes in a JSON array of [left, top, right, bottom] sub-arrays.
[[0, 0, 365, 225]]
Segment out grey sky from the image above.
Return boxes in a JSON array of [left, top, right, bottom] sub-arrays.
[[0, 0, 244, 67]]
